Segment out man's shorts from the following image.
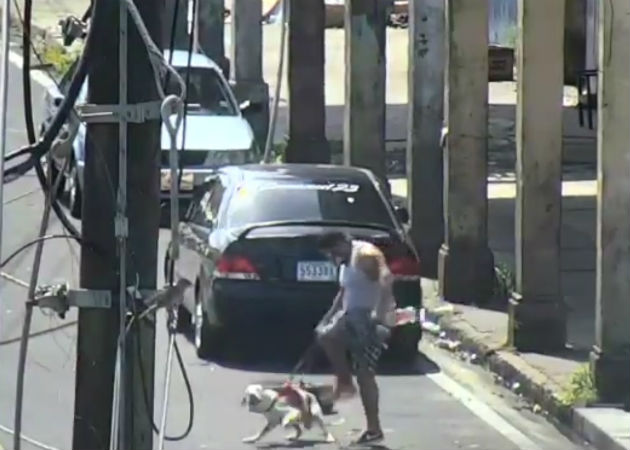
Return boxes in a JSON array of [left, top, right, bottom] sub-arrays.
[[318, 309, 390, 374]]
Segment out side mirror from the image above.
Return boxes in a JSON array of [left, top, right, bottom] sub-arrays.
[[239, 100, 251, 112], [395, 206, 410, 225]]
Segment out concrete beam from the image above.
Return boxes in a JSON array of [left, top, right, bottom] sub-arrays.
[[343, 0, 387, 183], [230, 0, 269, 151], [510, 0, 567, 353], [438, 0, 494, 304], [590, 0, 630, 405], [406, 0, 445, 279], [285, 0, 330, 163]]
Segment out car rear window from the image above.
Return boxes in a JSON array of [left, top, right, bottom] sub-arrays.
[[226, 179, 395, 229]]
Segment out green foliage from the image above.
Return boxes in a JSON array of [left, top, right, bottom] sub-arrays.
[[559, 365, 598, 407], [492, 262, 515, 302], [37, 39, 81, 79]]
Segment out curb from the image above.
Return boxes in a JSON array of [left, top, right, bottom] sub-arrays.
[[423, 307, 628, 450], [573, 408, 630, 450]]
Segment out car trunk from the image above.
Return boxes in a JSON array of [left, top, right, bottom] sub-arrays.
[[217, 225, 419, 286]]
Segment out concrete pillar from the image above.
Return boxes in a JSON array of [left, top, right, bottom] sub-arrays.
[[509, 0, 567, 352], [285, 0, 330, 163], [230, 0, 269, 151], [197, 0, 229, 75], [438, 0, 494, 304], [406, 0, 445, 279], [163, 0, 189, 50], [343, 0, 387, 183], [590, 0, 630, 405]]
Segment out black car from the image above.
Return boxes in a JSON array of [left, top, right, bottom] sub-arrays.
[[165, 164, 423, 360]]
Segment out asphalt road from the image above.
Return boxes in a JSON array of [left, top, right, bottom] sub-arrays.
[[0, 47, 591, 450]]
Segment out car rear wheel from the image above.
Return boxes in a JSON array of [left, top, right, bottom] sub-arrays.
[[68, 164, 82, 219], [388, 325, 421, 362], [193, 298, 224, 359]]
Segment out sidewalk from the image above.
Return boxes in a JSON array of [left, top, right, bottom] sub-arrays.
[[394, 176, 629, 450]]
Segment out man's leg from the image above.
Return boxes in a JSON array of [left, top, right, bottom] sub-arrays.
[[356, 368, 382, 434], [318, 329, 355, 397]]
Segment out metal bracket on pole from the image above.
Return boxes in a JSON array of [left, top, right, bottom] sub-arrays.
[[115, 215, 129, 238], [33, 284, 112, 318], [76, 100, 162, 123]]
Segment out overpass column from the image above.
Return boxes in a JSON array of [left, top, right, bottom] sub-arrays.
[[438, 0, 494, 304], [590, 0, 630, 405], [509, 0, 567, 352]]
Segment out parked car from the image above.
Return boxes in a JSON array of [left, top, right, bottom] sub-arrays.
[[40, 49, 260, 219], [164, 164, 422, 360]]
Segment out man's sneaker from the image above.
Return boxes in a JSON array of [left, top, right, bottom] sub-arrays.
[[352, 429, 384, 445]]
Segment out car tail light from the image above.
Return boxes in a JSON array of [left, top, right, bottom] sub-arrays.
[[388, 255, 420, 280], [215, 255, 260, 280]]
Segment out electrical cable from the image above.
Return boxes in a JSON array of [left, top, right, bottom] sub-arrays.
[[13, 0, 82, 242], [0, 234, 79, 269], [262, 0, 288, 163], [13, 156, 68, 450], [133, 0, 195, 441], [3, 0, 99, 177], [173, 0, 196, 225]]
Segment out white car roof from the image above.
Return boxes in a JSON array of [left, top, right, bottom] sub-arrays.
[[163, 49, 223, 73]]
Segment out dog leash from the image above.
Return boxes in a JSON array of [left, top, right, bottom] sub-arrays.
[[287, 340, 319, 382]]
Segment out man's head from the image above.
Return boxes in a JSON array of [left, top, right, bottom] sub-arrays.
[[317, 232, 352, 265]]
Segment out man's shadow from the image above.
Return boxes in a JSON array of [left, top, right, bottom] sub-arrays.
[[256, 440, 392, 450]]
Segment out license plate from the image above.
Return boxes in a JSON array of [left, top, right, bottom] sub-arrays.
[[296, 261, 337, 282]]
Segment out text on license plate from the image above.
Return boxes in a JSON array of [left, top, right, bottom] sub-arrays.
[[296, 261, 337, 282]]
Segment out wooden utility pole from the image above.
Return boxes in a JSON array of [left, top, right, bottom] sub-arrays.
[[71, 0, 162, 448]]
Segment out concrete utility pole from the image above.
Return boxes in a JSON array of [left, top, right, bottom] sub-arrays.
[[123, 0, 162, 447], [510, 0, 567, 352], [343, 0, 387, 183], [591, 0, 630, 405], [406, 0, 445, 279], [230, 0, 269, 151], [163, 0, 189, 50], [72, 0, 121, 447], [438, 0, 494, 304], [198, 0, 229, 75], [285, 0, 330, 163], [71, 0, 162, 449]]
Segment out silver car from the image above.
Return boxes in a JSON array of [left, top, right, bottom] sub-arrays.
[[40, 49, 260, 219]]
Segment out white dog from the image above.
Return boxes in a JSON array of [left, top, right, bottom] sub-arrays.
[[241, 383, 335, 444]]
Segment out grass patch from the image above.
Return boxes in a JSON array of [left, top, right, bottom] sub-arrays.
[[558, 364, 598, 407]]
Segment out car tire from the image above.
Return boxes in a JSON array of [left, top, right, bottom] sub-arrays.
[[193, 297, 225, 359], [173, 305, 191, 334], [389, 325, 421, 362], [68, 164, 82, 219]]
